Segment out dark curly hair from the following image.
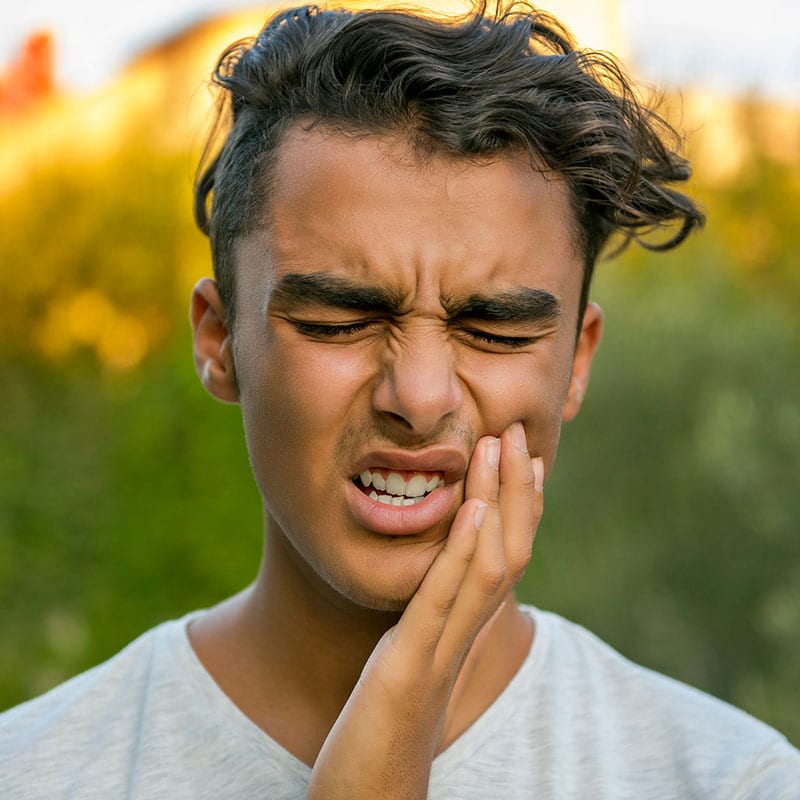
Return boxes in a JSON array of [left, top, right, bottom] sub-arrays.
[[195, 1, 704, 326]]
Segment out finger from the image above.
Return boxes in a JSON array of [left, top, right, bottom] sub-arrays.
[[394, 434, 542, 674], [435, 437, 508, 665], [497, 422, 541, 586], [464, 434, 501, 505], [458, 435, 508, 606], [446, 598, 507, 712], [391, 498, 487, 659], [437, 426, 541, 664]]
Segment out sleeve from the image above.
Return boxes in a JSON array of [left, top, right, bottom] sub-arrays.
[[733, 736, 800, 800]]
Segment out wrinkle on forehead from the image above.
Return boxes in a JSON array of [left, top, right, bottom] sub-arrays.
[[237, 123, 584, 324]]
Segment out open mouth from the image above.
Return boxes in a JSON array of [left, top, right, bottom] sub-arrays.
[[353, 469, 445, 507]]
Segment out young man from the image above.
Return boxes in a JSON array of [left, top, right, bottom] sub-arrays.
[[2, 3, 798, 798]]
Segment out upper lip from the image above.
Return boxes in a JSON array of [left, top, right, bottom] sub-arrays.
[[351, 446, 469, 483]]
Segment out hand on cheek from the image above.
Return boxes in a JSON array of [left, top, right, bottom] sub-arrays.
[[308, 423, 544, 800]]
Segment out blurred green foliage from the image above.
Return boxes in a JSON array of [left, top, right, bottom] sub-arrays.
[[0, 97, 798, 750]]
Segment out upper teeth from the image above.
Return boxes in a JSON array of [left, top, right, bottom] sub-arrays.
[[359, 470, 444, 497]]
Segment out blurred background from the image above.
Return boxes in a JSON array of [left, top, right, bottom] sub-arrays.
[[1, 0, 798, 744]]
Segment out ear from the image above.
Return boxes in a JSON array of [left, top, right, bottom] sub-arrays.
[[562, 302, 603, 422], [190, 278, 239, 404]]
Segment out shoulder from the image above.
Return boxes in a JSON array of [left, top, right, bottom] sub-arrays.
[[523, 606, 800, 797], [532, 607, 775, 733], [0, 616, 193, 796], [0, 621, 164, 737]]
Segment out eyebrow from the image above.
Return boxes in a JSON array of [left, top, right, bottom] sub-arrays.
[[270, 272, 561, 325], [270, 273, 405, 314], [444, 289, 561, 326]]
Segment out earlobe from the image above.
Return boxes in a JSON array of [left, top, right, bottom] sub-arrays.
[[562, 302, 603, 422], [190, 278, 239, 404]]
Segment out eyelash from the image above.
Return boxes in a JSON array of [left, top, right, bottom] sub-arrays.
[[292, 321, 536, 349], [293, 321, 374, 337], [461, 328, 536, 349]]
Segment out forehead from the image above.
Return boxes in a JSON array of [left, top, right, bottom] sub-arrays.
[[238, 124, 584, 315]]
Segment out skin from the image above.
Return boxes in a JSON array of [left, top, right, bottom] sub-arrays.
[[188, 124, 602, 797]]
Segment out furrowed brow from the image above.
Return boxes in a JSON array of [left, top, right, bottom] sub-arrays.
[[270, 272, 404, 314], [445, 288, 562, 325]]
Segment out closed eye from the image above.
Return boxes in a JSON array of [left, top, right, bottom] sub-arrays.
[[291, 319, 539, 348], [460, 327, 538, 349], [292, 320, 376, 338]]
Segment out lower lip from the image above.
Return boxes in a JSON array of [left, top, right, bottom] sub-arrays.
[[345, 480, 460, 536]]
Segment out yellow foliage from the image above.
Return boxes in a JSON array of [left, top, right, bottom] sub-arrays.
[[36, 289, 150, 371], [1, 2, 798, 373]]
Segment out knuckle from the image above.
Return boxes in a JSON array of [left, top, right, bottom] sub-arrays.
[[509, 553, 532, 585], [508, 542, 533, 572], [519, 466, 537, 492], [456, 548, 474, 572], [431, 592, 458, 618], [415, 583, 457, 619], [484, 495, 501, 512], [504, 537, 534, 587], [447, 533, 477, 571], [479, 562, 507, 595]]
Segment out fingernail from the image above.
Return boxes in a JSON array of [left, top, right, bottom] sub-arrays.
[[486, 437, 500, 470], [533, 457, 544, 491], [511, 422, 528, 454], [474, 502, 488, 531]]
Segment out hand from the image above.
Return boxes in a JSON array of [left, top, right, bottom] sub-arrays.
[[306, 422, 544, 800]]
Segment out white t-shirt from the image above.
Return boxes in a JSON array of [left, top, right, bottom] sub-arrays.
[[1, 607, 798, 799]]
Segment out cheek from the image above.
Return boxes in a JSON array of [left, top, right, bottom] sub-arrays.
[[239, 336, 374, 471], [463, 352, 573, 456]]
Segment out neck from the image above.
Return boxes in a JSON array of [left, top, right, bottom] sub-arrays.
[[188, 518, 533, 765], [188, 523, 406, 764], [249, 529, 404, 700]]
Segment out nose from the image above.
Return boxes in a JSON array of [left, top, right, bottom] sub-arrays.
[[372, 335, 464, 438]]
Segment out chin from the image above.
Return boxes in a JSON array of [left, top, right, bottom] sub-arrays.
[[355, 593, 412, 615], [330, 543, 443, 614], [333, 572, 422, 614]]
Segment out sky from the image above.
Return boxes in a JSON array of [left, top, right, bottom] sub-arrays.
[[1, 0, 799, 103]]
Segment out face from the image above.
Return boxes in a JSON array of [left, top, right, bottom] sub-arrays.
[[193, 125, 601, 612]]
